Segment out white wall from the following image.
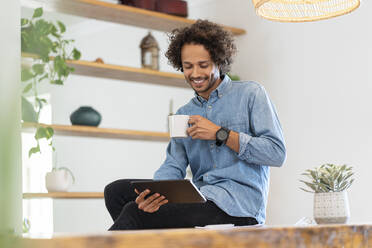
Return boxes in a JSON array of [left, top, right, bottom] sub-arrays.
[[189, 0, 372, 225], [22, 0, 372, 232]]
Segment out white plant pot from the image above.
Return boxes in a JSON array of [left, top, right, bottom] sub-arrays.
[[314, 191, 350, 224], [45, 170, 72, 192]]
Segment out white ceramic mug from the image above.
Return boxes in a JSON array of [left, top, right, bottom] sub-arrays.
[[168, 115, 189, 138]]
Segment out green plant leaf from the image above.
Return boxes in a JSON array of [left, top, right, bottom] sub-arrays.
[[51, 79, 63, 85], [349, 178, 354, 186], [318, 182, 330, 192], [21, 68, 34, 82], [22, 83, 33, 94], [35, 98, 43, 109], [35, 127, 47, 139], [40, 55, 50, 63], [38, 74, 49, 82], [21, 18, 29, 26], [299, 187, 313, 193], [310, 170, 317, 181], [343, 172, 354, 181], [53, 55, 69, 77], [338, 181, 348, 191], [56, 20, 66, 33], [51, 26, 61, 38], [45, 127, 54, 139], [32, 8, 43, 19], [72, 48, 81, 60], [32, 63, 44, 75], [299, 180, 318, 192], [28, 146, 40, 158], [333, 171, 341, 184]]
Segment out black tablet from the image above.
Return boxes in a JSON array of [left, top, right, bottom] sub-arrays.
[[130, 179, 206, 204]]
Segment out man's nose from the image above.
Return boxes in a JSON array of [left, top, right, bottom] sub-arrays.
[[190, 67, 202, 78]]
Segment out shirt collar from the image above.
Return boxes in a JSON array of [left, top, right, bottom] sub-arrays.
[[193, 74, 232, 105], [215, 74, 232, 97]]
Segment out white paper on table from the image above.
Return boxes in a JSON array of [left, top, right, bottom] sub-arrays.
[[195, 223, 264, 229]]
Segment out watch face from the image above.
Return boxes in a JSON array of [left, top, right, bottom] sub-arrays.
[[217, 129, 228, 140]]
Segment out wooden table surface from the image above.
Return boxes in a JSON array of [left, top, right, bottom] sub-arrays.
[[19, 224, 372, 248]]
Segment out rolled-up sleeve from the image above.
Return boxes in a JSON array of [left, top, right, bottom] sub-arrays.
[[153, 137, 189, 180], [237, 86, 286, 167]]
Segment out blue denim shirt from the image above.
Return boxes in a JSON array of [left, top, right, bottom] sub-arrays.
[[154, 75, 286, 224]]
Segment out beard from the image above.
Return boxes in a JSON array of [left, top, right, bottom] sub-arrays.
[[186, 71, 220, 95]]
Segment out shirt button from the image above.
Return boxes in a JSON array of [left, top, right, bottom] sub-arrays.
[[219, 94, 223, 98], [210, 144, 214, 148], [208, 105, 212, 109]]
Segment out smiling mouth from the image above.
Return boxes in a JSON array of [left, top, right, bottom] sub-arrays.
[[191, 78, 208, 85]]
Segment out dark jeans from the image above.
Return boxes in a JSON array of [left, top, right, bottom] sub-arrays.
[[104, 179, 258, 230]]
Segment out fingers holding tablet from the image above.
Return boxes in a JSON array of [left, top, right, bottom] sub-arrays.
[[135, 189, 168, 213]]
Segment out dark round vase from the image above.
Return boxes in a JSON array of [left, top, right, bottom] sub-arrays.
[[70, 106, 102, 127]]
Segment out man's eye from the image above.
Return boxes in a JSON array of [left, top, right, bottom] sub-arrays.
[[184, 67, 192, 70], [200, 65, 208, 69]]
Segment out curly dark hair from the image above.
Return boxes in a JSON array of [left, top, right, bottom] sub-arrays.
[[165, 19, 237, 75]]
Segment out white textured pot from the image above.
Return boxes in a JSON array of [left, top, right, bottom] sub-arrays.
[[45, 170, 72, 192], [314, 191, 350, 224]]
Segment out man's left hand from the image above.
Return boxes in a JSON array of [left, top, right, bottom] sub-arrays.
[[187, 115, 220, 140]]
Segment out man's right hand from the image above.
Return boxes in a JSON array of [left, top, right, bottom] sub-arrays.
[[134, 189, 168, 213]]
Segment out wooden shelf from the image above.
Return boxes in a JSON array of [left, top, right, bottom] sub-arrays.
[[22, 122, 170, 142], [23, 192, 103, 199], [22, 54, 188, 88], [67, 59, 188, 88], [20, 0, 246, 35]]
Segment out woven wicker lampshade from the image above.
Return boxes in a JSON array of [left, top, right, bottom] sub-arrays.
[[252, 0, 360, 22]]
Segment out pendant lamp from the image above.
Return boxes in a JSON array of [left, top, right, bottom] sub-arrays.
[[252, 0, 360, 22]]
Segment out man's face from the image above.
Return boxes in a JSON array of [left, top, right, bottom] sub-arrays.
[[181, 43, 221, 98]]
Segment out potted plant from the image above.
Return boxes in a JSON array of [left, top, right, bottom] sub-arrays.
[[45, 166, 75, 192], [45, 152, 75, 192], [300, 163, 354, 224], [21, 7, 81, 157]]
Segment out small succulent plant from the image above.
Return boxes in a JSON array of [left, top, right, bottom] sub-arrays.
[[300, 163, 354, 193]]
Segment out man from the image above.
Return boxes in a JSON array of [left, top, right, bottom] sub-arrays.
[[104, 20, 286, 230]]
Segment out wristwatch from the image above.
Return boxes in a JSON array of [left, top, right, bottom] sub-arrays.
[[215, 127, 231, 146]]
